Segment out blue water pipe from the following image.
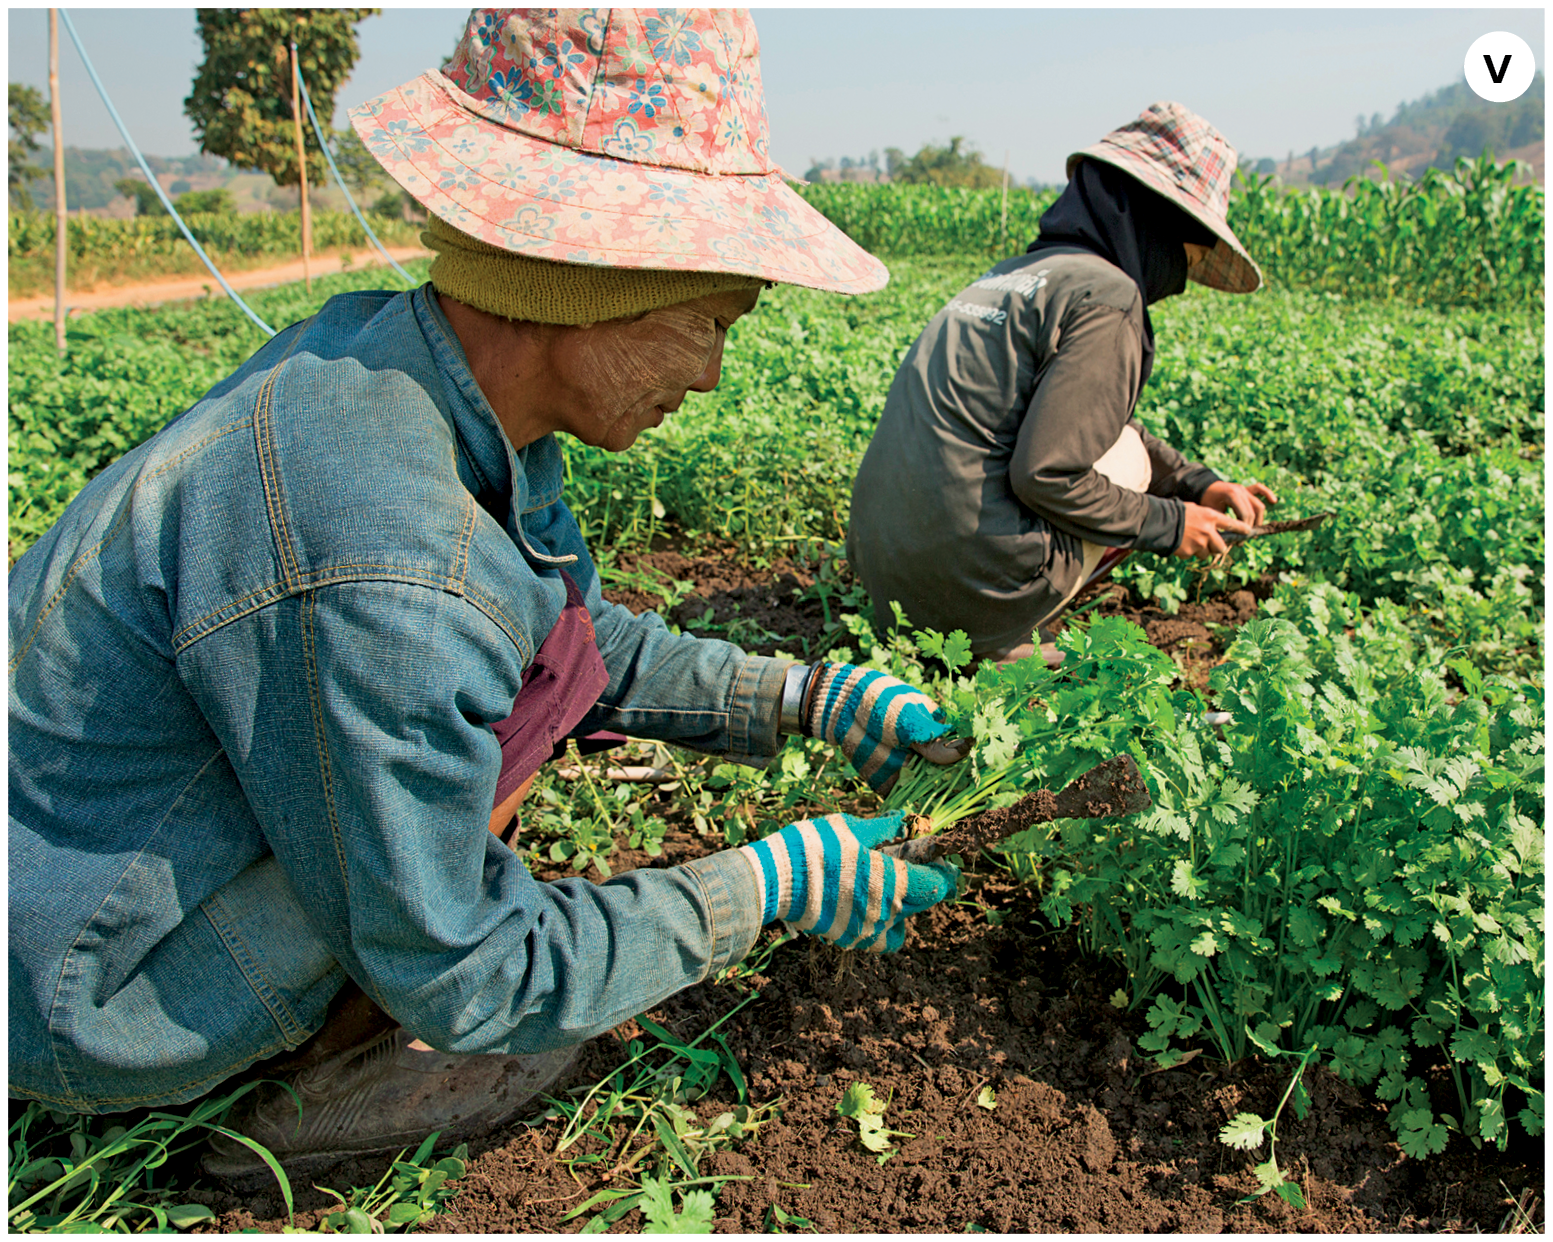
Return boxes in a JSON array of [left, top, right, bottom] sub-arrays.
[[58, 8, 277, 336], [293, 41, 416, 286]]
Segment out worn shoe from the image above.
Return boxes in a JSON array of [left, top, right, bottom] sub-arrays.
[[201, 1029, 578, 1191]]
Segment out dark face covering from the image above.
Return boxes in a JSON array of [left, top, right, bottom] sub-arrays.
[[1027, 159, 1218, 387]]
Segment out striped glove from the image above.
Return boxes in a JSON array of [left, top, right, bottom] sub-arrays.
[[737, 811, 958, 953], [800, 662, 957, 793]]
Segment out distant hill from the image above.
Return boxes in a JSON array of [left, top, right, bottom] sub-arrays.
[[20, 147, 366, 216], [18, 149, 225, 213], [1248, 73, 1544, 186]]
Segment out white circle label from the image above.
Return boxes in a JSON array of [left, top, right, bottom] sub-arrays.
[[1464, 32, 1535, 102]]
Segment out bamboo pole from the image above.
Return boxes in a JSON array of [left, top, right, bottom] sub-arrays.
[[50, 9, 67, 355], [290, 39, 311, 292]]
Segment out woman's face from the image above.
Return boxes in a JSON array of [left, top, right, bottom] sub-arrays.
[[549, 286, 761, 452]]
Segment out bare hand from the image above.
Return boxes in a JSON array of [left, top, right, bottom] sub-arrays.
[[1200, 479, 1279, 527], [1175, 503, 1254, 558]]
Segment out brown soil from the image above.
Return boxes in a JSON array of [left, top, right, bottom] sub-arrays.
[[204, 862, 1542, 1233], [609, 538, 1272, 691], [194, 547, 1541, 1233], [601, 541, 832, 660]]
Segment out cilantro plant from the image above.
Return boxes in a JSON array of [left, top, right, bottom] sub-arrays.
[[835, 1082, 914, 1164], [856, 579, 1542, 1160], [1219, 1036, 1321, 1209]]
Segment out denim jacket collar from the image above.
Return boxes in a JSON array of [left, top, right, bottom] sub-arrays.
[[411, 284, 573, 566]]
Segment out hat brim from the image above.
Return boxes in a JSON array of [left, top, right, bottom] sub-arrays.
[[351, 72, 887, 295], [1067, 149, 1263, 294]]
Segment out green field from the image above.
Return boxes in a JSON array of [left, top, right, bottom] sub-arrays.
[[6, 207, 426, 297], [6, 171, 1544, 1219], [12, 233, 1542, 676]]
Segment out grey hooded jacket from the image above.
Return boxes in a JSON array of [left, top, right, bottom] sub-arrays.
[[847, 248, 1218, 652]]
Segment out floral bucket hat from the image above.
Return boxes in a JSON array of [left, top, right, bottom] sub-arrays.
[[1068, 101, 1262, 294], [350, 9, 887, 294]]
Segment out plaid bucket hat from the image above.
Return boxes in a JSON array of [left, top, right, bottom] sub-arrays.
[[1068, 101, 1262, 293], [349, 9, 887, 294]]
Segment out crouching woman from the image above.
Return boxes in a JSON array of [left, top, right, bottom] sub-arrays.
[[8, 8, 961, 1187]]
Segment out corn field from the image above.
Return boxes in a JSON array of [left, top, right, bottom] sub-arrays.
[[798, 155, 1543, 310], [1228, 157, 1543, 309]]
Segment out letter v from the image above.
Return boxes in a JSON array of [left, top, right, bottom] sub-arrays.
[[1485, 53, 1512, 84]]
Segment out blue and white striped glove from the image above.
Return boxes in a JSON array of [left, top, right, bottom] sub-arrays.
[[737, 811, 958, 953], [799, 662, 963, 793]]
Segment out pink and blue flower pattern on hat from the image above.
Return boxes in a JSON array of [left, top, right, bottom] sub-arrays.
[[350, 8, 887, 293], [1070, 101, 1262, 294]]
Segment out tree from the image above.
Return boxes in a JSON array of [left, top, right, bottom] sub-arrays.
[[184, 9, 378, 188], [113, 175, 168, 216], [329, 126, 392, 194], [1438, 111, 1495, 165], [9, 83, 50, 210], [889, 136, 1002, 188], [174, 187, 236, 215], [1506, 102, 1543, 148]]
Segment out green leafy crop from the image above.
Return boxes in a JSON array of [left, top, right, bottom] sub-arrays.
[[859, 577, 1542, 1159]]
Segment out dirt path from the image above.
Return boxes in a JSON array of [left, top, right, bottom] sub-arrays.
[[6, 245, 429, 322]]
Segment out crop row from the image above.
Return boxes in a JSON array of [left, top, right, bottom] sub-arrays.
[[9, 252, 1543, 677], [859, 584, 1544, 1156], [552, 572, 1544, 1159], [798, 155, 1543, 310], [7, 208, 425, 262]]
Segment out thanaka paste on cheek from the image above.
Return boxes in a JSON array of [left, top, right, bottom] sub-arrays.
[[571, 304, 719, 431]]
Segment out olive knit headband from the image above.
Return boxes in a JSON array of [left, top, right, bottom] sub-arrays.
[[422, 214, 767, 325]]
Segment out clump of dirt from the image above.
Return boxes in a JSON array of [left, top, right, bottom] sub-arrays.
[[924, 754, 1153, 862], [930, 786, 1060, 859]]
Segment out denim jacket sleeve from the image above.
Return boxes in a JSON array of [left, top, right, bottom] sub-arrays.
[[178, 576, 764, 1055], [511, 490, 794, 763]]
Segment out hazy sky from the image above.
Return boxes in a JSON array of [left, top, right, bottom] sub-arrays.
[[7, 6, 1545, 185]]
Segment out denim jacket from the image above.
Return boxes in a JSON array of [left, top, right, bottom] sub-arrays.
[[9, 285, 781, 1113]]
